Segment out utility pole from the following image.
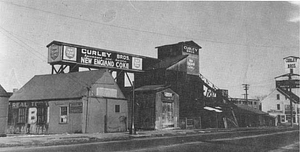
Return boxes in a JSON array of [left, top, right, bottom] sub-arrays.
[[130, 81, 136, 134], [288, 70, 293, 127], [242, 84, 250, 102]]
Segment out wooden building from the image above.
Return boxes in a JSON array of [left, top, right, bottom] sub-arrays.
[[8, 69, 128, 134], [132, 85, 179, 130], [136, 41, 203, 119]]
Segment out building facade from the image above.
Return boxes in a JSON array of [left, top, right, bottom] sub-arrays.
[[8, 70, 128, 134], [261, 89, 299, 125]]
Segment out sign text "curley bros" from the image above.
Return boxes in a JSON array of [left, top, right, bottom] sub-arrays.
[[80, 48, 131, 69]]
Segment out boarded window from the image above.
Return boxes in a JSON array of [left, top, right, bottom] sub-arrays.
[[60, 106, 68, 123], [115, 105, 120, 113], [18, 108, 26, 123], [37, 107, 47, 124]]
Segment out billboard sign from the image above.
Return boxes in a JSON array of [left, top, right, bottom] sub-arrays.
[[47, 43, 143, 71], [184, 55, 199, 75], [183, 45, 199, 55], [276, 80, 300, 88], [284, 56, 299, 73], [48, 44, 62, 63], [63, 46, 77, 61], [182, 45, 199, 75], [78, 47, 143, 70]]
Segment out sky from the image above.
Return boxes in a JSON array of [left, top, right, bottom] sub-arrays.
[[0, 0, 299, 99]]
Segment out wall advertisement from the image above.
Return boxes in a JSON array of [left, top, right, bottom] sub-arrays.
[[182, 45, 199, 75]]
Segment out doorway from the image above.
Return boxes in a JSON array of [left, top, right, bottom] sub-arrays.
[[161, 102, 174, 128]]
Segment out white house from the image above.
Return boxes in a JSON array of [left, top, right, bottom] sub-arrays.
[[261, 88, 299, 125]]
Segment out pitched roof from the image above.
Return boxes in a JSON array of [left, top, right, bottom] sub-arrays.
[[283, 56, 300, 60], [235, 104, 268, 115], [155, 41, 202, 49], [135, 85, 169, 92], [10, 70, 107, 101], [146, 55, 188, 70], [0, 85, 9, 97]]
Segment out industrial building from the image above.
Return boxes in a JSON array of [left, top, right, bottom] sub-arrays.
[[6, 40, 276, 134]]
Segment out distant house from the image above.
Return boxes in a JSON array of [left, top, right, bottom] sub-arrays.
[[229, 98, 261, 110], [234, 104, 275, 127], [0, 85, 11, 134], [261, 88, 300, 125], [8, 69, 128, 134]]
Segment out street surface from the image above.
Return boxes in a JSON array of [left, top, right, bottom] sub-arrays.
[[0, 128, 298, 152]]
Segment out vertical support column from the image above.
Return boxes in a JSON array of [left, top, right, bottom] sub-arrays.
[[116, 70, 125, 92]]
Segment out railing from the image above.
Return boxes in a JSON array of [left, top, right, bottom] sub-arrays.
[[198, 73, 239, 127]]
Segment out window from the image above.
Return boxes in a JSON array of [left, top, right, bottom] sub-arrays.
[[115, 105, 120, 113], [18, 108, 27, 123], [281, 115, 285, 122], [60, 106, 68, 123], [254, 102, 257, 105], [277, 104, 280, 110], [37, 107, 47, 124], [277, 94, 280, 100]]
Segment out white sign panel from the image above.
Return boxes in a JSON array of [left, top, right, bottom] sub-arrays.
[[63, 46, 77, 61], [284, 56, 299, 73], [132, 57, 143, 70]]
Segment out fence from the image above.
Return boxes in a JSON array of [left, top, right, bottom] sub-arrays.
[[179, 117, 202, 129]]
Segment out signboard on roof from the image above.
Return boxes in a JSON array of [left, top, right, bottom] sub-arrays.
[[48, 44, 62, 63], [183, 45, 199, 55], [276, 80, 300, 88], [47, 42, 143, 71], [284, 56, 299, 73]]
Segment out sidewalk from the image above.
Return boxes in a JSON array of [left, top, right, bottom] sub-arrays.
[[0, 126, 296, 148]]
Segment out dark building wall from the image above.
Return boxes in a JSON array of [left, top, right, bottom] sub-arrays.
[[7, 101, 49, 134], [134, 92, 156, 130], [135, 69, 203, 119], [0, 96, 9, 134]]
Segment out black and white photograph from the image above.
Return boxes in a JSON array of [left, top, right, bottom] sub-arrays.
[[0, 0, 299, 152]]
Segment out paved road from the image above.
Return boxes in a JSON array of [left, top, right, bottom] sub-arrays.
[[126, 130, 299, 152], [1, 129, 298, 152]]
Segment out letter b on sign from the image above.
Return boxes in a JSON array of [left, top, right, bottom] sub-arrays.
[[28, 108, 37, 124]]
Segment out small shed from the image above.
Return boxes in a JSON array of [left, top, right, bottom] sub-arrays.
[[8, 69, 128, 134], [133, 85, 179, 130]]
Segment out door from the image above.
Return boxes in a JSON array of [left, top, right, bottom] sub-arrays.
[[161, 102, 174, 128]]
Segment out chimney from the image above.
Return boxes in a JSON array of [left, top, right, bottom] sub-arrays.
[[13, 88, 18, 93]]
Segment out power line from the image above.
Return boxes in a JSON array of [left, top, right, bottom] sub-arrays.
[[0, 24, 91, 90], [0, 0, 299, 49], [0, 27, 47, 62]]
